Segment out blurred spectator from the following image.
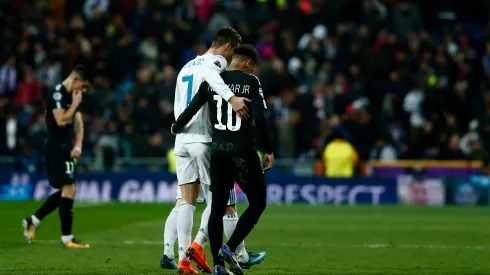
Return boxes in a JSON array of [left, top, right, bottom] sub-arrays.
[[439, 134, 465, 160], [139, 37, 159, 72], [0, 57, 18, 97], [370, 137, 398, 161], [120, 123, 148, 158], [403, 83, 424, 129], [2, 111, 20, 154], [468, 138, 489, 164], [146, 132, 165, 158], [146, 132, 165, 171], [322, 128, 359, 177], [14, 141, 42, 173], [208, 4, 232, 34], [393, 1, 423, 40], [460, 119, 480, 156], [36, 59, 61, 89], [14, 68, 41, 107], [27, 113, 47, 151], [156, 65, 176, 128], [93, 120, 119, 171], [84, 0, 109, 20]]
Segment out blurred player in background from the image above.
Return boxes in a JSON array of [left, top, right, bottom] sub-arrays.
[[172, 44, 273, 275], [22, 65, 90, 248], [168, 27, 253, 274]]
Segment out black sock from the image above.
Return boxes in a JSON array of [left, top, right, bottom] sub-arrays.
[[34, 191, 62, 220], [59, 197, 74, 236], [209, 187, 230, 267], [226, 183, 266, 252]]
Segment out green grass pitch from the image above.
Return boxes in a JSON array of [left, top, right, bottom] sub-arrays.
[[1, 202, 490, 274]]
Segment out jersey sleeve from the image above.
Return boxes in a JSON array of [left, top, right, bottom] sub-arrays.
[[49, 85, 67, 110], [172, 84, 208, 133], [202, 56, 235, 102], [250, 76, 273, 154]]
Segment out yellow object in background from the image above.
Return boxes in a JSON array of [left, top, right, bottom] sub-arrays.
[[428, 75, 437, 87], [167, 148, 176, 174], [323, 139, 358, 178], [257, 150, 264, 163]]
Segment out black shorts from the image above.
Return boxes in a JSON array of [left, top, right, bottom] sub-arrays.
[[210, 150, 265, 194], [44, 145, 76, 188]]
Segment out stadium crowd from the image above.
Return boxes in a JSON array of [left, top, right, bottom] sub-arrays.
[[1, 0, 490, 172]]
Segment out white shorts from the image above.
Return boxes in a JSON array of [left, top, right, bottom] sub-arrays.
[[175, 184, 237, 206], [174, 143, 211, 186]]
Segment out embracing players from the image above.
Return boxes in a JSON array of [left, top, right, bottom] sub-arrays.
[[163, 27, 265, 274], [22, 65, 90, 248], [172, 45, 273, 275]]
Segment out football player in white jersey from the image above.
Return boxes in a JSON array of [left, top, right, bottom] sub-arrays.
[[161, 27, 264, 274]]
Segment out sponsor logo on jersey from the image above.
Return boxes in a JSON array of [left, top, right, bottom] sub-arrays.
[[214, 60, 221, 68]]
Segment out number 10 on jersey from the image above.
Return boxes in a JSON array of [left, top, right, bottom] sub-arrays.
[[213, 95, 241, 131]]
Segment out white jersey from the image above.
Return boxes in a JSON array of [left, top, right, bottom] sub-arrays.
[[174, 53, 235, 145]]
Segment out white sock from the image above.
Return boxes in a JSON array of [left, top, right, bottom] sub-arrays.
[[163, 207, 179, 259], [194, 203, 211, 248], [223, 213, 249, 263], [177, 203, 196, 261], [61, 234, 74, 244], [31, 215, 41, 227]]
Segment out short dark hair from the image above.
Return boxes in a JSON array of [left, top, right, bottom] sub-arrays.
[[233, 44, 260, 64], [72, 64, 92, 82], [211, 27, 242, 48]]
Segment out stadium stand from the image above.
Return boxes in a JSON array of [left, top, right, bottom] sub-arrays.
[[0, 0, 489, 175]]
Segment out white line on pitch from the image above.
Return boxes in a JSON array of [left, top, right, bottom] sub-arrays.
[[34, 240, 490, 250]]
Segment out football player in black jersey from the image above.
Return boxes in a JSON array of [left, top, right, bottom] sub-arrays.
[[172, 45, 273, 275], [22, 65, 90, 248]]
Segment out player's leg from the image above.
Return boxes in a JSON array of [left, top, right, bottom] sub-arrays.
[[177, 183, 200, 274], [56, 149, 88, 248], [160, 198, 180, 270], [223, 198, 266, 269], [208, 154, 236, 274], [59, 182, 76, 244], [223, 190, 248, 263], [225, 154, 266, 258], [193, 185, 211, 248], [185, 143, 213, 273], [23, 149, 62, 244], [174, 144, 200, 274], [192, 189, 237, 250]]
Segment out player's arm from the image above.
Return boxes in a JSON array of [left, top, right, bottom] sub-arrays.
[[250, 77, 274, 170], [171, 86, 208, 134], [52, 91, 83, 127], [72, 112, 83, 158], [203, 57, 250, 119]]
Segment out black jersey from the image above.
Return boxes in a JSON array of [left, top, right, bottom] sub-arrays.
[[46, 84, 74, 146], [172, 70, 272, 156]]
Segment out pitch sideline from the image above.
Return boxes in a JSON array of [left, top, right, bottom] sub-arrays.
[[33, 240, 490, 250]]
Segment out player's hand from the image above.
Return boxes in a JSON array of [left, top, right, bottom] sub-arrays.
[[72, 90, 83, 106], [229, 96, 251, 119], [170, 124, 176, 136], [71, 146, 82, 158], [263, 153, 274, 171]]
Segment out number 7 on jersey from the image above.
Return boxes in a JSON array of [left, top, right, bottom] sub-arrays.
[[182, 75, 194, 107]]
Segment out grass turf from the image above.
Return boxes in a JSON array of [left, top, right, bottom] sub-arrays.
[[0, 202, 490, 274]]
